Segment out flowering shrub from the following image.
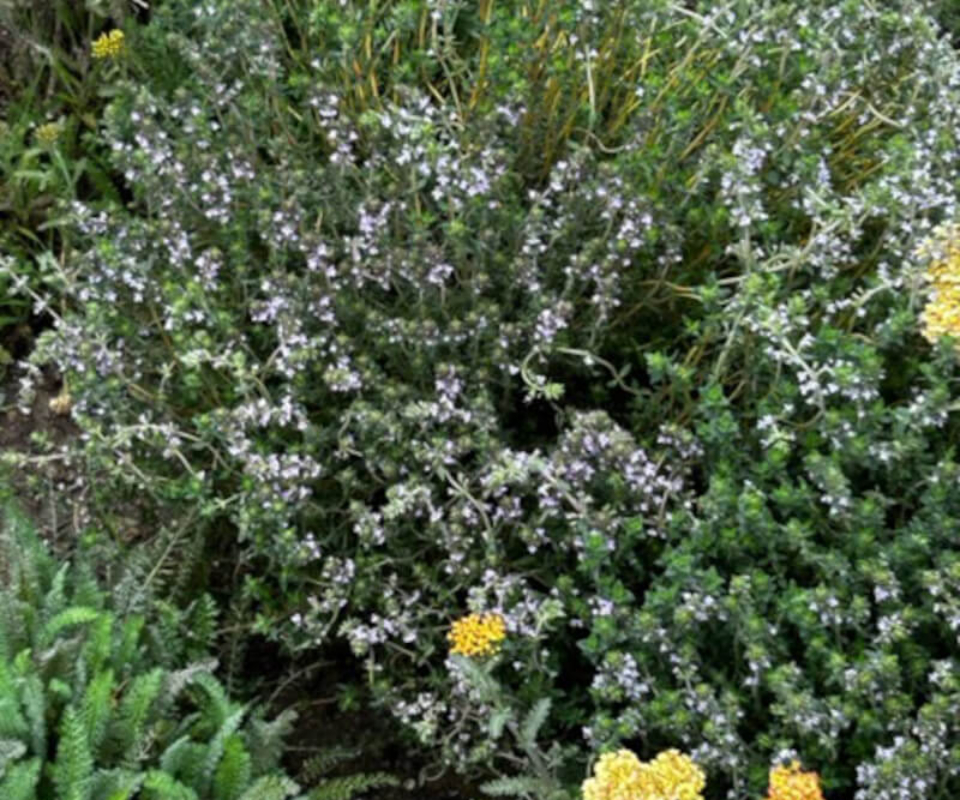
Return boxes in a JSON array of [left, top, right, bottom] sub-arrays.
[[6, 0, 960, 798]]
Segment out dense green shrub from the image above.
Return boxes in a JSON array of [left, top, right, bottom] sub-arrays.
[[5, 0, 960, 797], [0, 498, 396, 799]]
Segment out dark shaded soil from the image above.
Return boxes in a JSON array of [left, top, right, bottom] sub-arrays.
[[0, 367, 76, 449], [0, 361, 87, 551], [243, 636, 486, 800], [0, 23, 17, 115]]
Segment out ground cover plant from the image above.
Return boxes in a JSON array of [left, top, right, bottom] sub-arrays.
[[0, 493, 398, 800], [0, 0, 136, 360], [4, 0, 960, 798]]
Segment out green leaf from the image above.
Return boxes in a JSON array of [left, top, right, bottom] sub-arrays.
[[236, 774, 300, 800], [519, 698, 551, 749], [245, 709, 297, 776], [81, 616, 114, 684], [0, 757, 40, 800], [20, 672, 45, 760], [41, 565, 71, 623], [480, 776, 555, 798], [41, 607, 101, 647], [307, 773, 399, 800], [89, 768, 145, 800], [0, 738, 27, 777], [297, 747, 359, 783], [0, 657, 29, 739], [200, 707, 247, 795], [160, 661, 218, 711], [0, 699, 28, 740], [450, 655, 500, 703], [115, 668, 164, 764], [113, 616, 145, 674], [190, 672, 237, 735], [488, 708, 510, 741], [53, 706, 93, 800], [159, 737, 207, 787], [213, 734, 252, 800], [142, 770, 200, 800], [82, 669, 115, 754]]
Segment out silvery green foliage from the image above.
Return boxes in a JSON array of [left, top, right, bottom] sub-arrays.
[[9, 0, 960, 796], [0, 498, 315, 800]]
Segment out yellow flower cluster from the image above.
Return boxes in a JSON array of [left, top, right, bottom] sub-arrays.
[[919, 223, 960, 350], [765, 761, 824, 800], [447, 612, 506, 657], [35, 122, 62, 146], [582, 748, 705, 800], [92, 29, 125, 60]]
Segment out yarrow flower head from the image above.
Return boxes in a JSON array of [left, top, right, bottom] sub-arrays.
[[35, 122, 62, 146], [92, 29, 125, 60], [645, 750, 706, 800], [765, 760, 824, 800], [918, 222, 960, 351], [583, 749, 645, 800], [447, 611, 506, 657], [582, 748, 705, 800]]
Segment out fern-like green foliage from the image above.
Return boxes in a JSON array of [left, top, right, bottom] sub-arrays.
[[306, 773, 400, 800], [53, 705, 94, 800], [0, 500, 377, 800], [298, 748, 361, 782], [481, 776, 546, 797], [519, 700, 551, 752], [297, 748, 400, 800], [0, 758, 41, 799]]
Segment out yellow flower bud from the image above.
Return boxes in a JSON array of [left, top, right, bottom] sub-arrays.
[[92, 29, 125, 60]]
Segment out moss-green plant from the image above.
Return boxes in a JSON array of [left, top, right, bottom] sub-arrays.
[[0, 498, 395, 800]]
